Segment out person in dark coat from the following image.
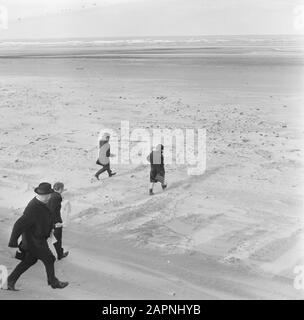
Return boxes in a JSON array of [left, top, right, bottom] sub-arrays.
[[7, 182, 69, 291], [147, 144, 167, 195], [47, 182, 69, 260], [95, 133, 116, 180]]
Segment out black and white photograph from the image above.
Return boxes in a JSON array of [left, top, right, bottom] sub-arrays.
[[0, 0, 303, 302]]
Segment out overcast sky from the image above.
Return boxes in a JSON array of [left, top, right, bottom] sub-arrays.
[[0, 0, 303, 39]]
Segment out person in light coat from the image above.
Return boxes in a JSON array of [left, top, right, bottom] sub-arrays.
[[94, 133, 116, 180]]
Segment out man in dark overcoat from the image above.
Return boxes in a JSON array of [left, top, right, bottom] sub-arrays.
[[7, 182, 69, 291]]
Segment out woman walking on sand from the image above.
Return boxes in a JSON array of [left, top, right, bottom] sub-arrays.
[[95, 133, 116, 180], [147, 144, 167, 195]]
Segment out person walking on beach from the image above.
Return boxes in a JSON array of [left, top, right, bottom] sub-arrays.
[[6, 182, 69, 291], [94, 132, 116, 180], [47, 182, 69, 261], [147, 144, 167, 195]]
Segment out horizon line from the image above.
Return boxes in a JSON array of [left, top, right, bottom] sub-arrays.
[[0, 33, 303, 41]]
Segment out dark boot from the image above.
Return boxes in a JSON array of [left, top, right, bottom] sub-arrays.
[[149, 189, 154, 195], [50, 280, 69, 289], [162, 184, 167, 190], [58, 251, 69, 260], [7, 280, 19, 291], [109, 172, 116, 177]]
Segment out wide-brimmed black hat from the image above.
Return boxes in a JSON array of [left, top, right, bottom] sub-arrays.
[[34, 182, 54, 195]]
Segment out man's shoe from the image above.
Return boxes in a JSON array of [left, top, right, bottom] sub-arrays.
[[51, 280, 69, 289], [58, 251, 69, 260], [162, 184, 167, 190], [94, 174, 100, 180], [109, 172, 116, 177], [149, 189, 154, 196], [7, 280, 19, 291]]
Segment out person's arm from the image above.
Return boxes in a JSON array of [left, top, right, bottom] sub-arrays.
[[8, 209, 36, 248]]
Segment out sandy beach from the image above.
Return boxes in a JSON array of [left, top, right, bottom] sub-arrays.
[[0, 40, 304, 299]]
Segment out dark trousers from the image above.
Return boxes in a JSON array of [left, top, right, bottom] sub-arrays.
[[8, 246, 57, 286], [53, 227, 64, 258], [95, 163, 112, 177]]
